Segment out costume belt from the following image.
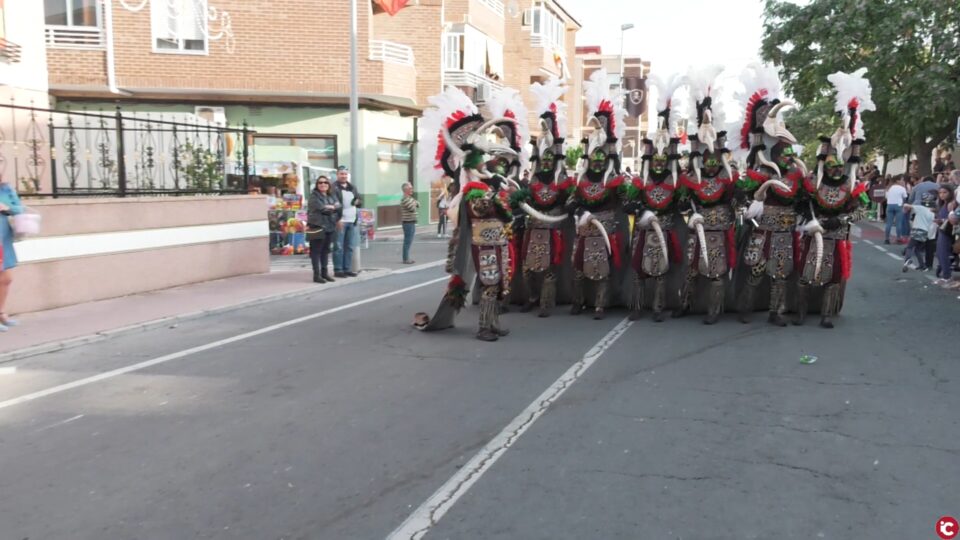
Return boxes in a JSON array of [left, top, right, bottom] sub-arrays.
[[472, 219, 508, 246]]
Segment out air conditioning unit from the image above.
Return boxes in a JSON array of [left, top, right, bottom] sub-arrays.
[[475, 82, 491, 103], [195, 106, 227, 126]]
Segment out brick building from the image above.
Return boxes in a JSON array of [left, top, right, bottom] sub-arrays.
[[42, 0, 581, 227]]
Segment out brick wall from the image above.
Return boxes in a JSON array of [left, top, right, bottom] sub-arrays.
[[372, 0, 443, 106], [503, 1, 579, 136], [46, 0, 421, 103]]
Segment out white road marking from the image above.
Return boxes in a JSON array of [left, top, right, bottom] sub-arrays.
[[0, 277, 448, 412], [387, 317, 635, 540], [872, 245, 887, 252], [0, 366, 16, 375], [35, 414, 84, 433], [886, 252, 902, 261], [392, 260, 446, 274], [863, 239, 875, 246]]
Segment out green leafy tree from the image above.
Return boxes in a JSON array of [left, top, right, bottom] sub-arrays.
[[761, 0, 960, 175], [565, 146, 583, 170]]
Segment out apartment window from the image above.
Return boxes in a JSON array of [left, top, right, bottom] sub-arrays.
[[529, 3, 565, 49], [152, 0, 207, 54], [44, 0, 100, 27], [442, 33, 462, 70], [254, 135, 338, 170]]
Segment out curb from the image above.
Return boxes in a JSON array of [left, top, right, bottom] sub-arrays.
[[0, 265, 412, 365]]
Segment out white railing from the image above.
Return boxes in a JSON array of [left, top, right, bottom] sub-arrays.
[[369, 40, 415, 66], [44, 25, 105, 49], [443, 70, 504, 91], [477, 0, 505, 17]]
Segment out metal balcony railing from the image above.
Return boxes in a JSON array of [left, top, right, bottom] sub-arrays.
[[369, 40, 415, 66], [44, 25, 105, 50], [443, 70, 504, 90], [477, 0, 505, 17]]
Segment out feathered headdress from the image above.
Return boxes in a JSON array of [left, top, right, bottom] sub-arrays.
[[646, 72, 684, 133], [584, 68, 626, 143], [817, 67, 876, 188], [530, 75, 568, 142], [417, 86, 483, 184], [486, 87, 532, 172], [685, 65, 732, 182], [730, 63, 798, 176]]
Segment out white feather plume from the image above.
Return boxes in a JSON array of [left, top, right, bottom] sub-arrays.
[[727, 63, 785, 160], [417, 86, 478, 184], [530, 75, 568, 138], [685, 64, 725, 127], [647, 72, 685, 115], [827, 67, 875, 138], [486, 86, 532, 171], [584, 68, 626, 140]]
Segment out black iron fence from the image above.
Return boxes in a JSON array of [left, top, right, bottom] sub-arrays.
[[0, 102, 252, 197]]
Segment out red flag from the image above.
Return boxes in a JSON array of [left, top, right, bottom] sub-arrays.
[[374, 0, 410, 15]]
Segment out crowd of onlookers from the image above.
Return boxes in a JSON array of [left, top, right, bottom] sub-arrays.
[[861, 156, 960, 290]]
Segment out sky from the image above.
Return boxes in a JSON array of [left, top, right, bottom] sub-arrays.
[[559, 0, 769, 127], [561, 0, 767, 77]]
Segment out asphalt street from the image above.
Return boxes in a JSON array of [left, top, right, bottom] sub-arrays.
[[0, 226, 957, 540]]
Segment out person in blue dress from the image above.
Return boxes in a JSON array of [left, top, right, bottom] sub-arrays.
[[0, 179, 23, 330]]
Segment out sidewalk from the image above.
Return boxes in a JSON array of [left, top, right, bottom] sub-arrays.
[[0, 237, 449, 362]]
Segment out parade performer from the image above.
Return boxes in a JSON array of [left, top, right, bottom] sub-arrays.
[[566, 68, 630, 320], [674, 67, 739, 324], [795, 69, 873, 328], [733, 64, 807, 326], [628, 73, 685, 322], [413, 87, 519, 341], [482, 87, 532, 309], [511, 76, 574, 317]]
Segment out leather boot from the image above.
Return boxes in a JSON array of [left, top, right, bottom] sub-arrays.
[[703, 279, 725, 325], [672, 275, 694, 319], [737, 284, 756, 324], [570, 277, 585, 315], [538, 275, 556, 318], [629, 277, 644, 321], [767, 280, 787, 327], [820, 283, 838, 329], [793, 283, 809, 326], [651, 277, 666, 322]]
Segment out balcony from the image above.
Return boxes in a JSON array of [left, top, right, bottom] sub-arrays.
[[44, 26, 105, 50], [477, 0, 505, 17], [0, 38, 22, 63], [443, 70, 503, 102], [369, 40, 415, 66]]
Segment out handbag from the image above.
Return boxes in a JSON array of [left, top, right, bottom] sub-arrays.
[[12, 207, 41, 239], [305, 227, 325, 242]]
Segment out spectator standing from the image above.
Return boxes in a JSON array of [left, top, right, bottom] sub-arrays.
[[933, 156, 945, 174], [884, 175, 908, 244], [332, 165, 362, 278], [401, 183, 420, 264], [901, 193, 937, 271], [910, 175, 939, 204], [437, 183, 452, 238], [306, 176, 341, 284], [0, 178, 23, 330], [934, 183, 956, 285]]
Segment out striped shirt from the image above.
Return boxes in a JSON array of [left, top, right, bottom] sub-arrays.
[[401, 194, 419, 223]]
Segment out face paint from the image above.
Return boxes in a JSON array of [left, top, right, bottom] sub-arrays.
[[589, 148, 607, 173], [538, 150, 555, 174], [703, 157, 721, 177], [777, 145, 795, 167], [652, 154, 667, 174], [825, 157, 843, 180]]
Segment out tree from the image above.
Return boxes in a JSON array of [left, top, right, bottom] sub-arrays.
[[761, 0, 960, 175]]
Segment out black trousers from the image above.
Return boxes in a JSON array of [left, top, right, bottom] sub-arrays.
[[310, 231, 334, 275], [925, 238, 937, 269]]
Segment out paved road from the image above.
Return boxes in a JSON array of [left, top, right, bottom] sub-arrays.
[[0, 226, 957, 540]]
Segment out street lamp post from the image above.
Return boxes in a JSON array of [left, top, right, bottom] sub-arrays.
[[619, 23, 634, 170]]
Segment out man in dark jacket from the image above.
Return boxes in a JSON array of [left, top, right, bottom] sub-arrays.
[[331, 165, 363, 277]]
